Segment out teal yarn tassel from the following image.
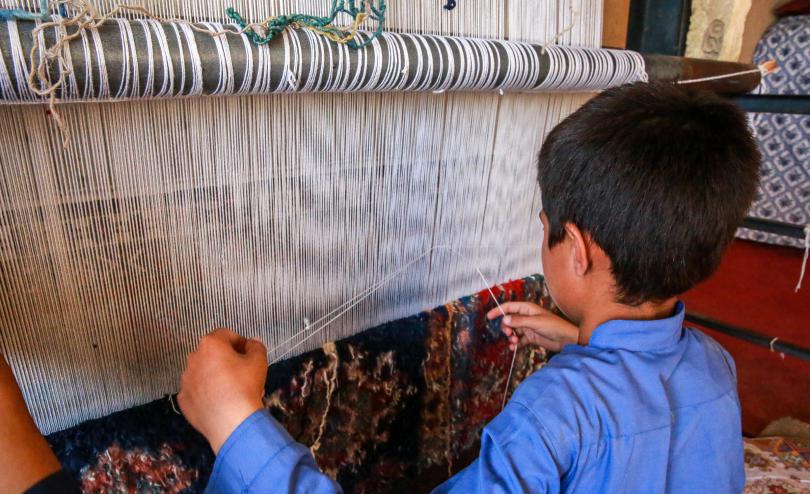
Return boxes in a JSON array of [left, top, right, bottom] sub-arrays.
[[0, 0, 49, 21], [226, 0, 386, 49]]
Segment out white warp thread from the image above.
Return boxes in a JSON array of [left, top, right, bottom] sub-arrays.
[[0, 0, 602, 434]]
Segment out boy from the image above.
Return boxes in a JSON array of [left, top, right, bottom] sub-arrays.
[[180, 82, 760, 493], [1, 82, 759, 493]]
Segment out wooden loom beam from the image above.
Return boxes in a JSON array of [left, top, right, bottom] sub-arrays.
[[0, 18, 761, 104]]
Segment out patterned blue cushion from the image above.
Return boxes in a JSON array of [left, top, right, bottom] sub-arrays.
[[736, 15, 810, 248]]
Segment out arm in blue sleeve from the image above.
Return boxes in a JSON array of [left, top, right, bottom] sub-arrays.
[[205, 409, 342, 494], [432, 401, 569, 494]]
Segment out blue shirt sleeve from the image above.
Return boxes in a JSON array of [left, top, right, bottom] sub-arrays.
[[206, 402, 566, 493], [432, 401, 569, 494], [205, 409, 342, 494]]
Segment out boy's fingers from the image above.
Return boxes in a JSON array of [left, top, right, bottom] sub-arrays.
[[207, 328, 247, 351], [487, 302, 544, 320], [244, 338, 266, 354], [498, 302, 546, 317], [504, 314, 553, 333], [208, 328, 240, 343], [244, 339, 268, 365], [521, 333, 559, 350], [486, 307, 504, 320], [502, 325, 529, 337]]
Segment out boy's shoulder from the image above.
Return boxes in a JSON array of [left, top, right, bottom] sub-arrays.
[[509, 326, 738, 440]]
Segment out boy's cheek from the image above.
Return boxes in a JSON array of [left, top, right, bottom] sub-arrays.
[[543, 272, 562, 310], [545, 280, 576, 322], [541, 251, 573, 321], [541, 255, 560, 302]]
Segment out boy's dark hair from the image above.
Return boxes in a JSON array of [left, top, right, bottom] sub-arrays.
[[538, 82, 761, 305]]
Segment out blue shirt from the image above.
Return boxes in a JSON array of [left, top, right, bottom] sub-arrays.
[[206, 302, 744, 493]]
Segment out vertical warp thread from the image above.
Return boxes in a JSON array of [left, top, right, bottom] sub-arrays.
[[0, 0, 605, 435]]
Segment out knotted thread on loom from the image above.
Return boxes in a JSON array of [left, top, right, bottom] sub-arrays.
[[226, 0, 386, 48], [5, 0, 386, 145]]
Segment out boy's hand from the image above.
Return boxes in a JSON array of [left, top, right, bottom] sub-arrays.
[[487, 302, 579, 352], [178, 329, 268, 454]]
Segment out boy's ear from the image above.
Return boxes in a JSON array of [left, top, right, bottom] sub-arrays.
[[564, 222, 591, 277]]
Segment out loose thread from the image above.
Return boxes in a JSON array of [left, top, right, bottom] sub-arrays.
[[795, 225, 810, 292], [472, 257, 516, 410], [539, 5, 580, 55], [676, 60, 778, 85], [265, 245, 517, 413], [310, 341, 338, 456], [21, 0, 246, 146], [501, 347, 518, 409], [167, 394, 180, 415], [18, 0, 387, 146], [268, 245, 457, 362], [769, 336, 785, 360]]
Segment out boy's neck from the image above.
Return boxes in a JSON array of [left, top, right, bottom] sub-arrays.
[[576, 297, 679, 345]]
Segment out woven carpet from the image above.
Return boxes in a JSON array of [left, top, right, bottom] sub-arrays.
[[45, 275, 550, 493]]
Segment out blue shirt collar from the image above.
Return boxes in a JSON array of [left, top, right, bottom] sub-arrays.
[[586, 301, 685, 352]]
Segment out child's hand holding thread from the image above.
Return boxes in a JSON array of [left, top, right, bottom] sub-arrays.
[[178, 329, 268, 454], [487, 302, 579, 352]]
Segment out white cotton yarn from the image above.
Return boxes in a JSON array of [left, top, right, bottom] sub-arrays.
[[0, 0, 607, 434]]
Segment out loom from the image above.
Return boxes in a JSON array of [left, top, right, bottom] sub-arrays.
[[0, 0, 761, 435]]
